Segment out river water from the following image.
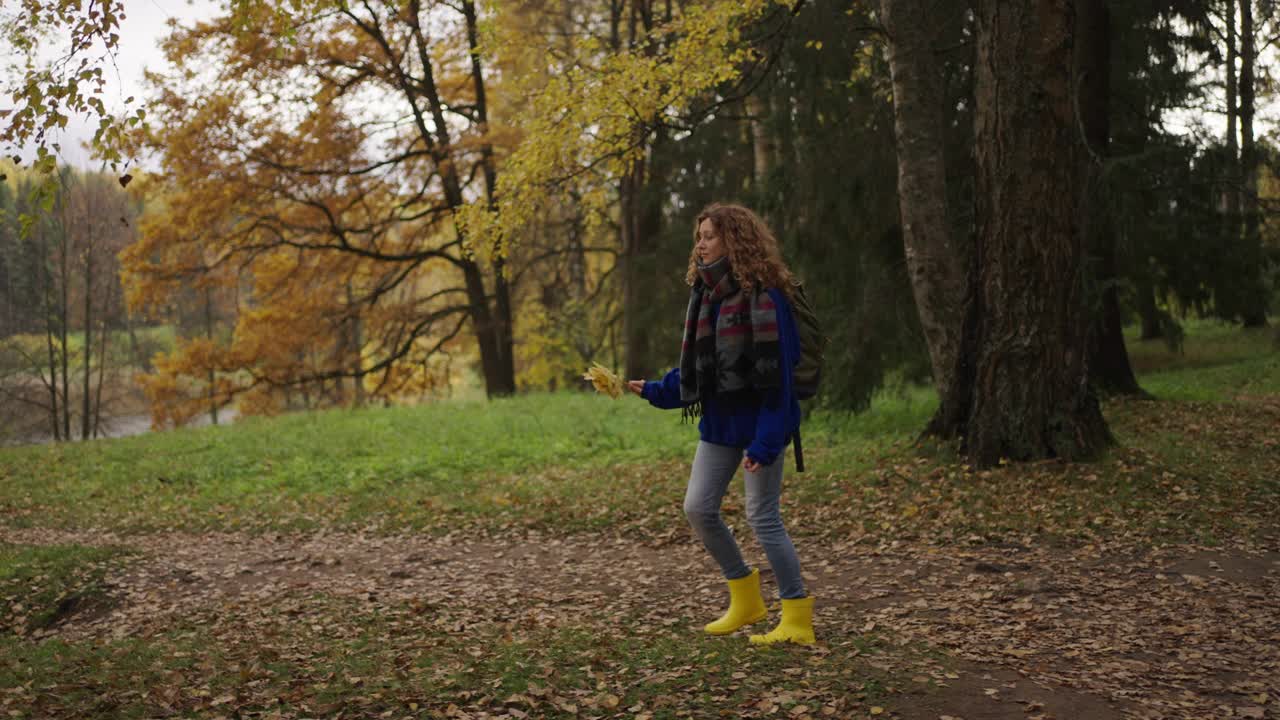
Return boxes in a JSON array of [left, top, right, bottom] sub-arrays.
[[4, 409, 240, 447]]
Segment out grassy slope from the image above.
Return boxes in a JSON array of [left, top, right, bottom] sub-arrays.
[[0, 321, 1275, 542]]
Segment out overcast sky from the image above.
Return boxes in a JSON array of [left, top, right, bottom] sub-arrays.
[[9, 0, 221, 169], [8, 2, 1277, 170]]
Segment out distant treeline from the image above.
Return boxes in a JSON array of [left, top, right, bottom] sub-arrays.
[[0, 165, 151, 442]]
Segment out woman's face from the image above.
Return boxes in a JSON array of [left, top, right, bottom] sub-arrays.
[[696, 218, 727, 265]]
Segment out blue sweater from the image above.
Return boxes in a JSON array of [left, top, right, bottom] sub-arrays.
[[642, 287, 802, 467]]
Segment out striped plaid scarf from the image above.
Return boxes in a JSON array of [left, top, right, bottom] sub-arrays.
[[678, 257, 783, 414]]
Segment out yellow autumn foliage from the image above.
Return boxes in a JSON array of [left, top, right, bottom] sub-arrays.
[[462, 0, 780, 253], [582, 362, 625, 399], [121, 0, 782, 422]]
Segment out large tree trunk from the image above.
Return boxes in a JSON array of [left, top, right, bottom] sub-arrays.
[[490, 256, 517, 391], [1238, 0, 1268, 327], [931, 0, 1112, 467], [878, 0, 969, 401], [1078, 0, 1143, 396], [1223, 0, 1245, 323], [461, 261, 516, 397]]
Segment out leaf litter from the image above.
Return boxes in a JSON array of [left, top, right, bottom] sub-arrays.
[[2, 522, 1277, 719]]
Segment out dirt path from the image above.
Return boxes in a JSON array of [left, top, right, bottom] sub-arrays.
[[3, 525, 1278, 719]]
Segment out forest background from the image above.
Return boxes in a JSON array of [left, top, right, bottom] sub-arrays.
[[2, 0, 1279, 448]]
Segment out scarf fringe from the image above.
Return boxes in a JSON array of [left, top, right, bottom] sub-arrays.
[[682, 401, 702, 424], [681, 390, 773, 425]]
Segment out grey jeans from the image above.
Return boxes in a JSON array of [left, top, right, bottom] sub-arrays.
[[683, 441, 807, 599]]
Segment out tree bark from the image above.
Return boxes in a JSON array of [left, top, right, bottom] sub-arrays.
[[1238, 0, 1268, 327], [877, 0, 969, 401], [93, 282, 112, 439], [80, 178, 101, 442], [81, 223, 93, 441], [455, 0, 516, 394], [58, 193, 71, 442], [40, 226, 61, 443], [1078, 0, 1143, 395], [344, 282, 366, 408], [618, 125, 668, 382], [396, 0, 515, 398], [620, 159, 654, 381], [205, 288, 219, 424], [461, 261, 515, 397], [491, 257, 517, 393], [1136, 274, 1162, 340], [746, 93, 774, 188], [931, 0, 1112, 467], [1225, 0, 1240, 220]]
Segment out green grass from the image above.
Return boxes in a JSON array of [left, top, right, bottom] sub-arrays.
[[1127, 318, 1279, 400], [0, 380, 939, 535], [0, 323, 1276, 545], [1, 629, 217, 719], [0, 543, 131, 634], [1138, 351, 1280, 401], [0, 392, 696, 532]]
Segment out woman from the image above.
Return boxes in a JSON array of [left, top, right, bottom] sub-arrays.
[[626, 203, 814, 645]]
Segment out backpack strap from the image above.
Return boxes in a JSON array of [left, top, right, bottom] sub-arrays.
[[793, 427, 805, 473]]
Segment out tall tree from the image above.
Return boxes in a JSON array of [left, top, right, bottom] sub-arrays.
[[1238, 0, 1269, 326], [1079, 0, 1144, 395], [615, 0, 673, 381], [929, 0, 1112, 466], [876, 0, 970, 401], [127, 0, 518, 420], [1226, 0, 1241, 224]]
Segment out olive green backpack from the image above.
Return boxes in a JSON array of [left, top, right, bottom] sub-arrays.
[[789, 280, 827, 472]]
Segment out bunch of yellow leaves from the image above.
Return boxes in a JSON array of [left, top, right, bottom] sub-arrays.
[[582, 362, 625, 399]]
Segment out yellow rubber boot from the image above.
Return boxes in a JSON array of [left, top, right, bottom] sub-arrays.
[[749, 596, 815, 645], [704, 568, 768, 635]]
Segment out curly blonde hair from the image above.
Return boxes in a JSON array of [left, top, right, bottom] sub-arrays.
[[686, 203, 795, 295]]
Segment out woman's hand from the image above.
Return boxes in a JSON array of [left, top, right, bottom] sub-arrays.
[[743, 457, 762, 473], [627, 380, 645, 397]]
